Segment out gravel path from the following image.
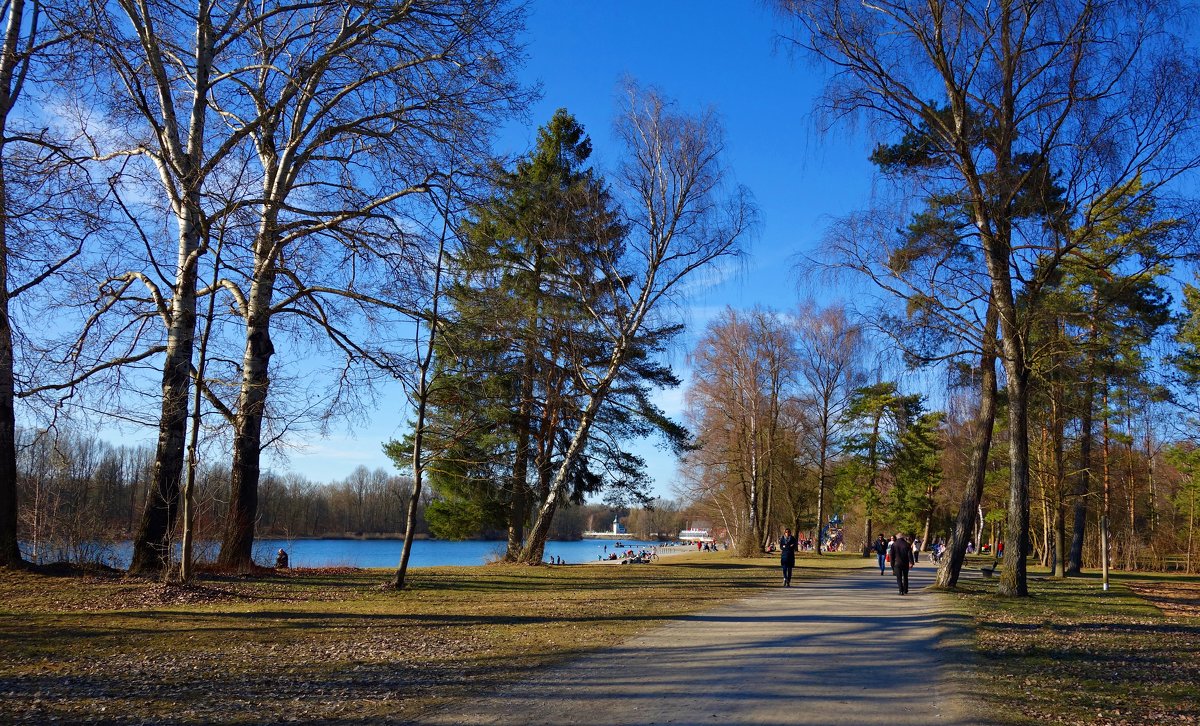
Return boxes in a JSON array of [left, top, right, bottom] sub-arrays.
[[419, 561, 975, 726]]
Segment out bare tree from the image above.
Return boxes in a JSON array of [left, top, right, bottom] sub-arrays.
[[61, 0, 264, 575], [793, 302, 863, 554], [0, 0, 43, 567], [211, 0, 527, 570], [515, 83, 755, 564], [685, 307, 797, 555], [0, 0, 107, 568]]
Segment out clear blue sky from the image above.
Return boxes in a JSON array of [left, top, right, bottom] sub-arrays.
[[271, 1, 880, 496]]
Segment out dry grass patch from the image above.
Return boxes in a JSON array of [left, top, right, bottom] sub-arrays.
[[1126, 581, 1200, 618], [953, 571, 1200, 725], [1, 552, 802, 724]]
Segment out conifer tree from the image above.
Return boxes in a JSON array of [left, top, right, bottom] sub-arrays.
[[402, 109, 686, 559]]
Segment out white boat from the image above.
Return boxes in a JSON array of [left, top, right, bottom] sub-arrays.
[[678, 528, 712, 542]]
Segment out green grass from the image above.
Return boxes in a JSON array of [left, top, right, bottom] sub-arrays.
[[950, 563, 1200, 725], [1, 552, 828, 724]]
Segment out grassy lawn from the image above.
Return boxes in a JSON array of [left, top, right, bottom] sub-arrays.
[[14, 550, 1193, 725], [949, 558, 1200, 725], [2, 551, 860, 724]]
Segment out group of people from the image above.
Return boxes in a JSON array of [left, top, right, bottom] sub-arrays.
[[778, 528, 918, 594], [600, 547, 658, 563]]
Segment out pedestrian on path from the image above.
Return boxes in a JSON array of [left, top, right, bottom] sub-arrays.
[[890, 532, 914, 595], [873, 535, 887, 575], [779, 527, 798, 587]]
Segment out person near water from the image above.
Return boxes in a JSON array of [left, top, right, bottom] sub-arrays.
[[779, 527, 798, 587], [873, 535, 888, 575], [890, 533, 914, 595], [275, 548, 289, 569]]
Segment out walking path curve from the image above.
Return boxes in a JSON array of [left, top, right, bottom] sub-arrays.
[[419, 560, 975, 726]]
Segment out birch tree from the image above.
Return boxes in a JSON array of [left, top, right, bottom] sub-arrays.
[[793, 303, 863, 554], [210, 0, 526, 570], [64, 0, 258, 575]]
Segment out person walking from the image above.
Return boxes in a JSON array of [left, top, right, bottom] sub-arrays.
[[890, 532, 914, 595], [779, 527, 798, 587], [873, 535, 887, 575]]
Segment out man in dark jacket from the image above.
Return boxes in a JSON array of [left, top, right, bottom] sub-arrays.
[[890, 533, 914, 595], [779, 528, 798, 587]]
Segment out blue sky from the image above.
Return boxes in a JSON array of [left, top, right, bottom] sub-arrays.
[[269, 1, 881, 496]]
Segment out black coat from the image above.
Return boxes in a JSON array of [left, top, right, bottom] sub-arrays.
[[890, 537, 914, 570], [779, 534, 798, 565]]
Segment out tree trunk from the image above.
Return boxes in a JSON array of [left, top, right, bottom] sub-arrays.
[[218, 263, 278, 570], [998, 361, 1030, 596], [392, 408, 426, 588], [1051, 377, 1066, 578], [518, 372, 615, 564], [815, 426, 828, 555], [181, 239, 224, 582], [982, 216, 1030, 596], [1125, 408, 1137, 570], [506, 250, 541, 561], [0, 0, 35, 571], [0, 159, 19, 569], [936, 302, 997, 588], [863, 412, 881, 555], [129, 204, 203, 575], [127, 0, 214, 577], [1067, 365, 1095, 574], [748, 409, 760, 551]]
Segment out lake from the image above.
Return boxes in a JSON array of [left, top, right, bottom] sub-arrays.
[[82, 538, 667, 570]]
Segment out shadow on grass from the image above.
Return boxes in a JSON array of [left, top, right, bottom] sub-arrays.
[[1, 607, 981, 726]]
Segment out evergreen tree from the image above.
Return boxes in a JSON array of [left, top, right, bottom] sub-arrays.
[[397, 110, 686, 554], [841, 382, 921, 552]]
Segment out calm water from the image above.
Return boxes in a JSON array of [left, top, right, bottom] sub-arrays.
[[81, 538, 665, 570]]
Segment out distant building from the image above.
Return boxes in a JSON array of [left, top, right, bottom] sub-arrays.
[[581, 514, 630, 539]]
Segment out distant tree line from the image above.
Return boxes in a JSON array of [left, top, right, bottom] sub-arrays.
[[16, 425, 694, 566], [14, 426, 435, 565]]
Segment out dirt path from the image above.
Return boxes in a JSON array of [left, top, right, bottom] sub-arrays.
[[418, 561, 975, 725]]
